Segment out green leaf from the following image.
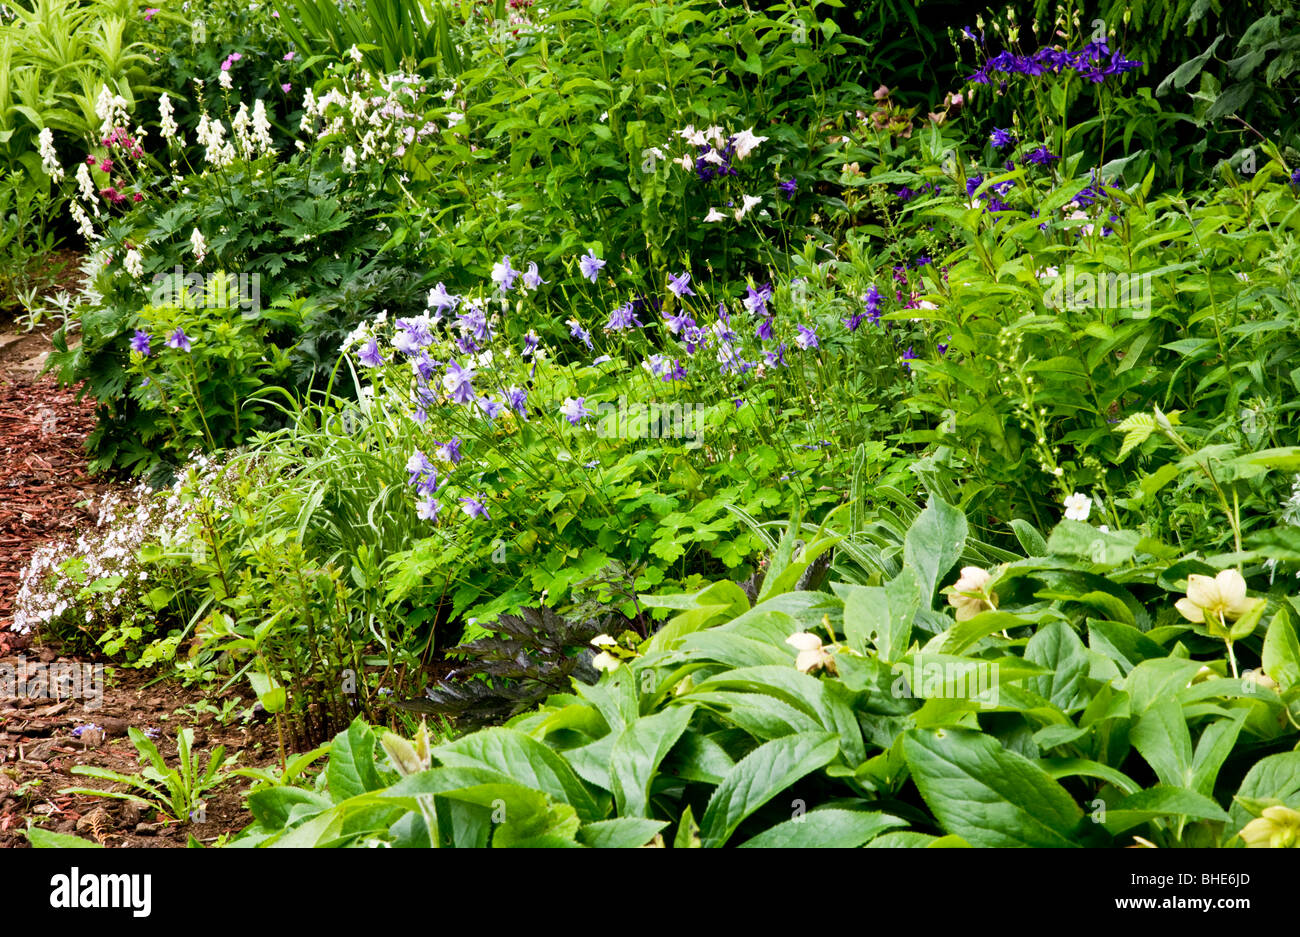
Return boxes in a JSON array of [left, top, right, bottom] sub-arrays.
[[327, 719, 385, 802], [25, 828, 104, 848], [738, 809, 906, 848], [576, 818, 667, 848], [902, 728, 1083, 847], [1130, 698, 1193, 788], [1101, 786, 1229, 835], [435, 728, 600, 821], [904, 496, 968, 604], [1009, 519, 1048, 556], [1263, 607, 1300, 690], [700, 732, 839, 847], [1228, 752, 1300, 835], [609, 705, 695, 818], [1025, 620, 1093, 712]]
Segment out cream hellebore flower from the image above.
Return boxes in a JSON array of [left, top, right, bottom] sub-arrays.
[[785, 632, 837, 675], [947, 566, 997, 621], [1239, 805, 1300, 848], [1242, 668, 1280, 693], [1063, 491, 1091, 521], [591, 634, 621, 672], [1174, 569, 1256, 626]]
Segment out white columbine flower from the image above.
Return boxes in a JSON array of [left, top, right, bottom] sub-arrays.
[[704, 207, 725, 223], [734, 194, 763, 221], [731, 126, 769, 159], [1063, 491, 1091, 521], [190, 228, 208, 262]]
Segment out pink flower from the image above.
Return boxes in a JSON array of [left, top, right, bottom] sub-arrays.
[[99, 158, 113, 172], [132, 192, 144, 203], [283, 51, 295, 61], [143, 8, 159, 21], [281, 83, 292, 92]]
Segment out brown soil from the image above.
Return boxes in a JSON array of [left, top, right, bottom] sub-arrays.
[[0, 252, 284, 848]]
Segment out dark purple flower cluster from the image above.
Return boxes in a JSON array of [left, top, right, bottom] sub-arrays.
[[695, 139, 739, 182], [966, 41, 1142, 86]]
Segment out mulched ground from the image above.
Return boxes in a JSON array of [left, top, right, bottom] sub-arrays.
[[0, 303, 282, 848]]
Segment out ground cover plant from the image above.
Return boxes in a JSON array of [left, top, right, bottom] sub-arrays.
[[5, 0, 1300, 853]]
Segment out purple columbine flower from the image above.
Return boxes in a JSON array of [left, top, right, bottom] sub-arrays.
[[764, 343, 787, 368], [755, 317, 774, 341], [779, 177, 797, 200], [475, 396, 504, 420], [578, 249, 606, 283], [937, 334, 951, 356], [506, 386, 528, 417], [166, 327, 192, 352], [358, 338, 384, 367], [795, 324, 819, 350], [131, 329, 152, 356], [460, 495, 490, 520], [663, 310, 695, 336], [522, 262, 546, 290], [864, 284, 882, 325], [406, 449, 434, 485], [560, 396, 593, 425], [567, 318, 594, 349], [417, 497, 440, 521], [491, 255, 520, 292], [843, 312, 864, 332], [743, 283, 772, 317], [990, 128, 1015, 149], [436, 437, 462, 463], [1290, 168, 1300, 187], [902, 346, 917, 371], [966, 175, 984, 198], [522, 330, 540, 356], [442, 360, 476, 404], [1024, 146, 1058, 167], [667, 271, 695, 298], [427, 282, 459, 316], [605, 302, 642, 331]]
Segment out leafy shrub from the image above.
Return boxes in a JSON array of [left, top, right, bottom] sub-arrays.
[[233, 498, 1300, 847]]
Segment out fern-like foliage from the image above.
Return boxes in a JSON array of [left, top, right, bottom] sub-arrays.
[[395, 606, 606, 728]]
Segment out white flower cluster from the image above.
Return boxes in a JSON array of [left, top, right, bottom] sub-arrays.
[[11, 454, 246, 639], [94, 84, 131, 137], [669, 124, 770, 222], [38, 128, 63, 180], [301, 72, 442, 163]]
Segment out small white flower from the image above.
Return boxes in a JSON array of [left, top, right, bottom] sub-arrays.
[[342, 145, 358, 172], [592, 651, 621, 673], [703, 207, 725, 223], [38, 128, 63, 180], [1063, 491, 1091, 522], [123, 248, 144, 279], [734, 194, 763, 221], [190, 227, 208, 262]]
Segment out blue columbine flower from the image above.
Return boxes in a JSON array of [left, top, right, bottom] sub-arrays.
[[605, 302, 642, 331], [743, 283, 773, 317], [442, 360, 477, 405], [522, 330, 540, 356], [427, 282, 459, 317], [902, 346, 917, 371], [755, 317, 774, 341], [663, 310, 696, 336], [795, 324, 818, 350], [417, 497, 440, 521], [990, 129, 1015, 150], [359, 338, 384, 367], [578, 250, 606, 283], [491, 255, 520, 292], [779, 177, 797, 200], [436, 437, 462, 463], [567, 317, 594, 349], [460, 495, 490, 520], [522, 262, 546, 291], [406, 449, 434, 486], [764, 343, 787, 368], [1024, 146, 1058, 166], [131, 330, 152, 356], [506, 386, 528, 417], [166, 327, 192, 352], [966, 175, 984, 197], [560, 396, 593, 425], [667, 271, 695, 298]]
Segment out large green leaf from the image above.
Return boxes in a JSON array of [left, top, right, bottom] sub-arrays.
[[902, 728, 1083, 847], [1101, 786, 1229, 836], [434, 728, 600, 821], [700, 732, 839, 847], [326, 718, 386, 802], [903, 496, 968, 604], [610, 705, 696, 818], [738, 809, 905, 848], [1228, 751, 1300, 835]]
